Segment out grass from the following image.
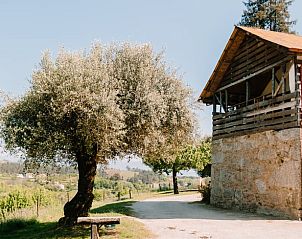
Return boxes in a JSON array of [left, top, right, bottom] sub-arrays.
[[0, 198, 152, 239], [0, 190, 198, 238], [0, 217, 152, 239], [0, 219, 90, 239], [89, 199, 153, 238], [0, 218, 39, 233]]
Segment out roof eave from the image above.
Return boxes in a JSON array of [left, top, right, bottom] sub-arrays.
[[199, 26, 245, 103], [288, 48, 302, 54]]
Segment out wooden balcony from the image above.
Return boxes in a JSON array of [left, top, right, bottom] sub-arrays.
[[212, 92, 300, 140]]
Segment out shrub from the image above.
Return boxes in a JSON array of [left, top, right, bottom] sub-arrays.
[[93, 189, 112, 201], [200, 185, 211, 204]]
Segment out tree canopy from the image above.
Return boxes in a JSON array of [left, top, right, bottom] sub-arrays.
[[239, 0, 296, 32], [0, 43, 194, 163], [0, 43, 195, 224], [145, 139, 212, 175]]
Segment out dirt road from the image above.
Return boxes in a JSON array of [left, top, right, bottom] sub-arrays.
[[131, 193, 302, 239]]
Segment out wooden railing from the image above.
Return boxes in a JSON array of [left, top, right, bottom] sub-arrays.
[[212, 92, 300, 139]]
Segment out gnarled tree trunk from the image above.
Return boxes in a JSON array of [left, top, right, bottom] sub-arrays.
[[172, 165, 179, 194], [59, 150, 97, 226]]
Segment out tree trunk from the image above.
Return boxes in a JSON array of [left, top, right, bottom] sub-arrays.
[[172, 165, 179, 194], [59, 151, 97, 226]]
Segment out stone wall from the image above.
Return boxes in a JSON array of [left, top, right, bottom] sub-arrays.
[[211, 128, 302, 219]]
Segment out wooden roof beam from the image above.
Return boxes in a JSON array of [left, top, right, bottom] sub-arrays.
[[216, 56, 293, 92]]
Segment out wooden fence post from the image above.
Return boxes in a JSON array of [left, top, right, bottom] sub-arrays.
[[102, 190, 106, 201], [36, 197, 39, 217]]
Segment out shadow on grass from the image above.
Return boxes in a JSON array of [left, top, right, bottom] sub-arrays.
[[157, 190, 173, 195], [90, 200, 137, 216], [157, 189, 199, 195], [0, 218, 89, 239]]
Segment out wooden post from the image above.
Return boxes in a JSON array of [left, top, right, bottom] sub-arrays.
[[272, 67, 275, 97], [246, 81, 249, 106], [213, 94, 216, 114], [117, 192, 121, 201], [282, 64, 286, 94], [102, 190, 106, 201], [36, 198, 39, 217], [300, 64, 302, 82], [299, 63, 302, 122], [225, 90, 228, 112], [295, 61, 299, 91], [129, 189, 132, 199], [91, 224, 99, 239], [219, 91, 222, 113]]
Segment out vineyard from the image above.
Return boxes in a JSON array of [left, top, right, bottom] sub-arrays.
[[0, 187, 55, 220]]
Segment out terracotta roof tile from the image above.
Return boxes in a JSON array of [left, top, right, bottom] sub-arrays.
[[238, 26, 302, 53]]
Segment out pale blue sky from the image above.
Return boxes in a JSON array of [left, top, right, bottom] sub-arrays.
[[0, 0, 301, 158]]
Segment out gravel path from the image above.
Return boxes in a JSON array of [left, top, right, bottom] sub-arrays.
[[131, 193, 302, 239]]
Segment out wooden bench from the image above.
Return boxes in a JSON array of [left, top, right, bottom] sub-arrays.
[[77, 217, 121, 239]]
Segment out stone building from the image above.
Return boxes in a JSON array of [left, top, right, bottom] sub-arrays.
[[199, 26, 302, 219]]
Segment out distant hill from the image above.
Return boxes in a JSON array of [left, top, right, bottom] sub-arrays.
[[105, 168, 138, 180]]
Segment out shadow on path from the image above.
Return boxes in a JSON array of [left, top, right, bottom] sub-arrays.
[[131, 198, 284, 221], [90, 200, 137, 216]]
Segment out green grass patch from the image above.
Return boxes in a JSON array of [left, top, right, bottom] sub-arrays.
[[0, 217, 151, 239], [0, 218, 38, 233], [0, 219, 89, 239], [0, 200, 152, 239], [0, 191, 189, 239]]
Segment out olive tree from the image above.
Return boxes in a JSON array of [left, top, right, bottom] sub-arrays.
[[0, 43, 194, 225]]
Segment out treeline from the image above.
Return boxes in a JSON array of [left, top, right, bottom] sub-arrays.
[[0, 161, 23, 174], [94, 169, 160, 199], [0, 160, 77, 175]]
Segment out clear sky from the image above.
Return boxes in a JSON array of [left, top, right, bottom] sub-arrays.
[[0, 0, 301, 160]]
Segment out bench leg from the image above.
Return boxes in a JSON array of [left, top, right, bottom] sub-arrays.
[[91, 224, 99, 239]]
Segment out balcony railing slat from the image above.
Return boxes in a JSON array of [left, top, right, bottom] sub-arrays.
[[212, 92, 299, 139]]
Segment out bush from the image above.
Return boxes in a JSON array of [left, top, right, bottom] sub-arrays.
[[93, 189, 112, 201], [199, 185, 211, 204]]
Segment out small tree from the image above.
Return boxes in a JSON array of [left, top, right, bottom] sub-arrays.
[[145, 138, 212, 194], [0, 43, 194, 225], [190, 138, 212, 175], [145, 155, 190, 194], [239, 0, 296, 32]]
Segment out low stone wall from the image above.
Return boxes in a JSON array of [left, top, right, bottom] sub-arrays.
[[211, 128, 302, 219]]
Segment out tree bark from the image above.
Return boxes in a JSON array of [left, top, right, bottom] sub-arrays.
[[172, 165, 179, 194], [59, 150, 97, 226]]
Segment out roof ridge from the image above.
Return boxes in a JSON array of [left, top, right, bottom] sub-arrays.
[[237, 25, 300, 36]]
